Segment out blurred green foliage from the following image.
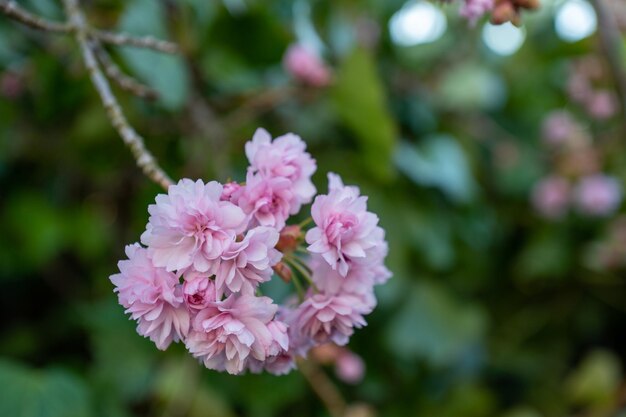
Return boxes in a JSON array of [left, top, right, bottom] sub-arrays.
[[1, 0, 625, 416]]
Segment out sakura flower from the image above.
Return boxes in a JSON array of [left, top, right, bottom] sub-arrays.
[[141, 179, 247, 273], [306, 173, 382, 276], [246, 320, 294, 375], [220, 181, 242, 203], [335, 350, 365, 384], [283, 44, 331, 87], [295, 292, 368, 346], [574, 174, 622, 217], [183, 277, 216, 310], [185, 294, 279, 375], [460, 0, 494, 26], [541, 110, 579, 147], [531, 176, 571, 219], [238, 170, 297, 230], [245, 128, 317, 207], [110, 244, 190, 350], [213, 226, 282, 296]]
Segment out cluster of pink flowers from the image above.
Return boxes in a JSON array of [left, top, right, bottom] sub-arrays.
[[567, 57, 619, 121], [110, 128, 390, 375]]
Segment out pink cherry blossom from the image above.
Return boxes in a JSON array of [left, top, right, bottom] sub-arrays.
[[306, 173, 381, 276], [185, 294, 279, 375], [183, 277, 216, 310], [335, 350, 365, 384], [586, 90, 618, 120], [574, 174, 622, 217], [531, 176, 571, 219], [213, 226, 282, 297], [110, 244, 190, 350], [245, 128, 317, 207], [460, 0, 494, 26], [141, 179, 247, 273], [283, 44, 331, 87], [238, 170, 297, 230], [541, 110, 579, 147], [294, 292, 368, 346], [246, 320, 294, 375], [220, 181, 242, 203]]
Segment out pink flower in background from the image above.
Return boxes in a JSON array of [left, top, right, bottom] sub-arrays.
[[335, 350, 365, 384], [586, 90, 618, 120], [141, 179, 247, 273], [185, 294, 280, 375], [306, 173, 381, 277], [213, 226, 282, 296], [531, 176, 571, 219], [245, 128, 317, 207], [110, 244, 190, 350], [574, 174, 622, 217], [460, 0, 494, 26], [283, 44, 331, 87], [541, 110, 579, 147], [183, 277, 216, 310], [238, 171, 296, 230], [295, 292, 368, 345]]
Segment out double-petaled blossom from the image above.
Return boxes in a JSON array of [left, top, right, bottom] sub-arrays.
[[141, 179, 247, 273], [245, 128, 317, 208], [185, 294, 285, 375], [183, 277, 217, 311], [213, 226, 282, 297], [111, 244, 190, 350], [238, 171, 297, 230], [294, 292, 368, 346], [306, 173, 382, 277]]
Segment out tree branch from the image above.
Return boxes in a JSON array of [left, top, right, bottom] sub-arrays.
[[62, 0, 174, 190], [92, 29, 180, 54], [92, 42, 159, 100], [0, 0, 179, 54], [0, 0, 70, 33], [297, 358, 347, 417], [589, 0, 626, 123]]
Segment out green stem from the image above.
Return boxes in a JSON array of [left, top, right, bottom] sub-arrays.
[[298, 217, 313, 229], [286, 256, 317, 292]]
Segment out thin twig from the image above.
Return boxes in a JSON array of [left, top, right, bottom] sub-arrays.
[[0, 0, 179, 54], [0, 0, 71, 33], [91, 29, 180, 54], [297, 358, 347, 417], [92, 42, 159, 100], [62, 0, 174, 190], [589, 0, 626, 123]]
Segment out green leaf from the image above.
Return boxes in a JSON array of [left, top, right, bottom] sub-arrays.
[[394, 135, 478, 204], [332, 48, 397, 181], [566, 349, 622, 409], [0, 360, 92, 417], [118, 0, 189, 110]]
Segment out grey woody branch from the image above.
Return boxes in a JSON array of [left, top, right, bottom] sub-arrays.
[[61, 0, 174, 190], [92, 42, 159, 100], [0, 0, 175, 190], [0, 0, 179, 54]]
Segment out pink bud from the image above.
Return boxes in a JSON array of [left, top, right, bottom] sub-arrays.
[[531, 176, 571, 219]]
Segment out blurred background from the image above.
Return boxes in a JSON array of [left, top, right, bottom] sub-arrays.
[[2, 0, 626, 416]]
